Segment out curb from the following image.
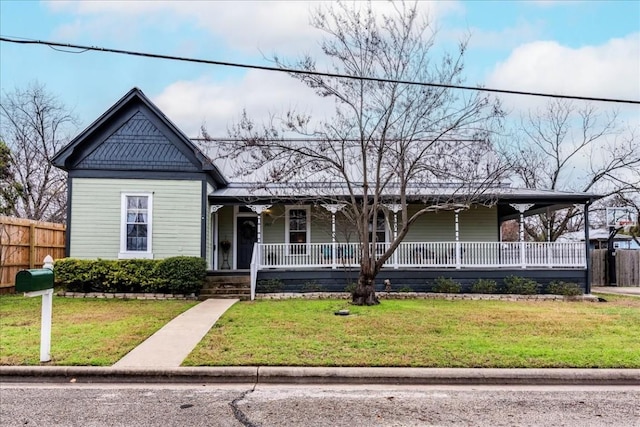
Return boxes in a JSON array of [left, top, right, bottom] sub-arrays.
[[2, 366, 639, 386]]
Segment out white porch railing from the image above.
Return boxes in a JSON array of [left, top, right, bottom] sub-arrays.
[[249, 241, 586, 300], [256, 241, 586, 270]]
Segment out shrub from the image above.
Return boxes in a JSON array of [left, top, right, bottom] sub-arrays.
[[55, 258, 114, 292], [154, 256, 206, 295], [397, 286, 414, 293], [301, 281, 326, 292], [256, 278, 284, 293], [344, 282, 357, 294], [432, 277, 461, 293], [55, 257, 206, 295], [471, 279, 498, 294], [547, 281, 582, 296], [503, 276, 538, 295], [105, 259, 159, 293]]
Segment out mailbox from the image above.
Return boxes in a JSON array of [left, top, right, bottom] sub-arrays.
[[15, 269, 54, 293]]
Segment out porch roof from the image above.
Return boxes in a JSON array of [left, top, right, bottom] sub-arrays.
[[208, 182, 601, 219]]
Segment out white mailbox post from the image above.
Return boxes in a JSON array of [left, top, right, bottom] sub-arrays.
[[15, 255, 55, 363]]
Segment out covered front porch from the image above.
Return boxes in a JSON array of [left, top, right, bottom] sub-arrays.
[[206, 184, 598, 299]]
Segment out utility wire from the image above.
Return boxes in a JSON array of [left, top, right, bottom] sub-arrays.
[[2, 36, 639, 105]]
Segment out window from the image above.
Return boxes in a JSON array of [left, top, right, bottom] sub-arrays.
[[368, 212, 387, 255], [286, 206, 310, 255], [368, 213, 387, 244], [120, 193, 153, 259]]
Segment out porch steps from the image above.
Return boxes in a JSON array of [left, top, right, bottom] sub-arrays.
[[199, 275, 251, 300]]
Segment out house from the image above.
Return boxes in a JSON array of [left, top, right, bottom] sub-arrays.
[[52, 88, 601, 298], [559, 229, 639, 250]]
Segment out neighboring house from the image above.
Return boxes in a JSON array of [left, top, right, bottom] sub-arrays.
[[52, 88, 601, 297], [560, 229, 640, 250]]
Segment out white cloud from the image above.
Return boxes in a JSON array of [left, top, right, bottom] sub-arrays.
[[152, 70, 335, 137], [464, 20, 544, 51], [46, 1, 459, 55], [486, 33, 640, 112]]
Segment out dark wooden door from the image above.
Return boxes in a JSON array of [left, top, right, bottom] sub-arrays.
[[236, 217, 258, 269]]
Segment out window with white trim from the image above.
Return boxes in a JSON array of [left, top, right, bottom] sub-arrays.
[[120, 193, 153, 259], [368, 212, 388, 255], [286, 206, 310, 255], [368, 213, 387, 244]]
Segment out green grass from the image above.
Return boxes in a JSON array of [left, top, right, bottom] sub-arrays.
[[0, 295, 196, 365], [3, 293, 639, 368], [184, 296, 640, 368]]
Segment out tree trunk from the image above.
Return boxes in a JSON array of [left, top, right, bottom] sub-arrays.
[[352, 271, 380, 306]]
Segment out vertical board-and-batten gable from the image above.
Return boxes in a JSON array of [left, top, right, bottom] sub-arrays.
[[52, 87, 228, 186]]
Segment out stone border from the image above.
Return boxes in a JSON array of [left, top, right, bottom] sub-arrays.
[[56, 291, 197, 300], [54, 291, 599, 302], [256, 292, 600, 302]]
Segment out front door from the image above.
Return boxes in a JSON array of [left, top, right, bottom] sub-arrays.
[[236, 217, 258, 269]]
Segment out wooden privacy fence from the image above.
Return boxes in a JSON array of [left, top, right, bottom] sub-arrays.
[[591, 249, 640, 287], [0, 216, 66, 289]]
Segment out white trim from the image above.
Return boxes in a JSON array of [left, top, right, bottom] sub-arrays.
[[119, 192, 153, 259], [285, 205, 311, 254]]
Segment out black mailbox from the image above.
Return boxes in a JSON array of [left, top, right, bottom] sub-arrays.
[[15, 269, 54, 293]]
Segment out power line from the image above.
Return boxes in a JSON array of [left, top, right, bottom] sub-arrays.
[[2, 35, 639, 105]]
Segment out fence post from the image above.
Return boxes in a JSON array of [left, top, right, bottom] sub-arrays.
[[29, 223, 36, 269]]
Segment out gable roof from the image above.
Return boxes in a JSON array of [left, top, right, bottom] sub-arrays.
[[52, 88, 228, 186]]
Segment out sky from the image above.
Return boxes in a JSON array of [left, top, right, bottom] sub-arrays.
[[1, 0, 639, 139]]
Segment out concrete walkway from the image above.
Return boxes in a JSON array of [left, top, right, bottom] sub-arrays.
[[592, 287, 640, 297], [113, 299, 238, 368]]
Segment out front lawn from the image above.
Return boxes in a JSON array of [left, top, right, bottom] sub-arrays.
[[0, 295, 196, 365], [184, 295, 640, 368]]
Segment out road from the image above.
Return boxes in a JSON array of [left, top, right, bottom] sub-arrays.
[[1, 383, 638, 426]]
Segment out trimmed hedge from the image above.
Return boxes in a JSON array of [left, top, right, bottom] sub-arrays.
[[503, 275, 538, 295], [471, 279, 498, 294], [547, 281, 582, 296], [432, 277, 462, 293], [55, 257, 206, 295]]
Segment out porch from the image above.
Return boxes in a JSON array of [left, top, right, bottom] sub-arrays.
[[249, 241, 587, 299]]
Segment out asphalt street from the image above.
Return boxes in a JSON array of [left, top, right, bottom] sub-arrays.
[[1, 383, 638, 426]]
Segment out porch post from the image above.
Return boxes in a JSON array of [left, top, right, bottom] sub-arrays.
[[454, 209, 461, 269], [510, 204, 534, 269], [210, 205, 223, 270], [546, 207, 552, 267], [584, 201, 592, 294], [385, 204, 402, 269], [322, 204, 345, 269], [247, 205, 272, 244]]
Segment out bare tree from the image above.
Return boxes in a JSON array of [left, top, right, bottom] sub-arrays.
[[0, 140, 22, 215], [506, 99, 639, 241], [206, 2, 506, 305], [0, 82, 76, 222]]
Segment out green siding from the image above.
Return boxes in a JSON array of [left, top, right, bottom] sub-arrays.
[[70, 178, 202, 259], [397, 206, 498, 242], [402, 208, 455, 242], [261, 206, 333, 244], [262, 205, 285, 244], [217, 206, 234, 268], [215, 204, 499, 245], [459, 206, 498, 241]]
